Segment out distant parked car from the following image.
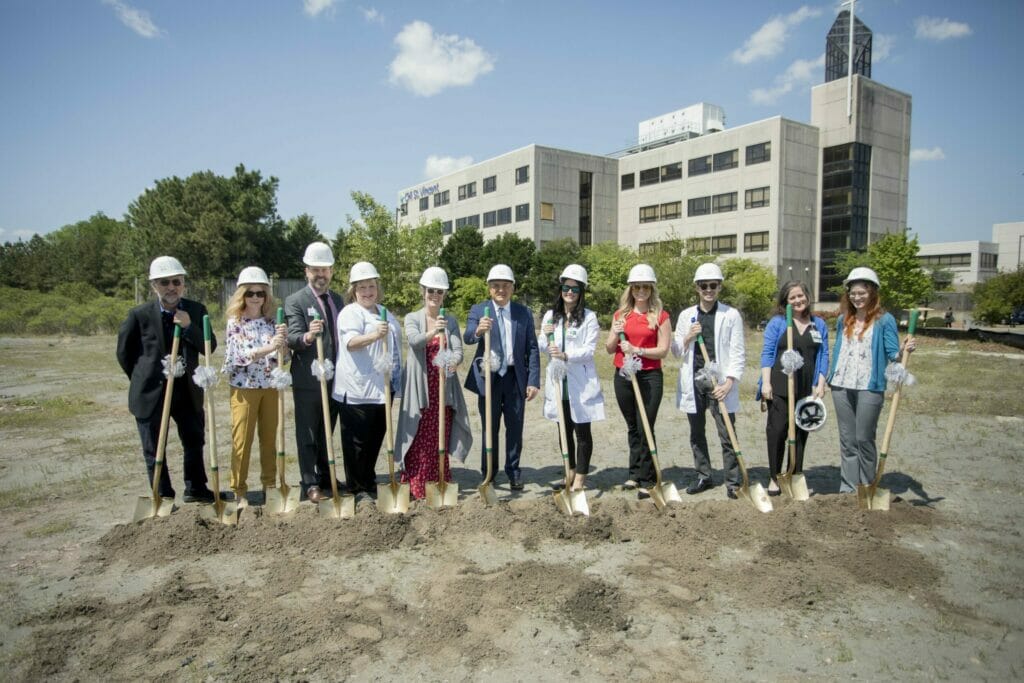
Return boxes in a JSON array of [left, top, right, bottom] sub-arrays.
[[1010, 308, 1024, 326]]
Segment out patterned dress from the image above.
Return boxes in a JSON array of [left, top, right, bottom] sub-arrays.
[[401, 337, 454, 499]]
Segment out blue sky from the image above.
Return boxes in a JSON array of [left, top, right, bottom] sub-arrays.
[[1, 0, 1021, 245]]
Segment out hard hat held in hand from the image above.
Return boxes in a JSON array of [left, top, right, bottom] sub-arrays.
[[302, 242, 334, 267], [149, 256, 186, 280], [487, 264, 515, 283], [843, 266, 880, 288], [794, 396, 828, 431], [237, 266, 270, 287], [627, 263, 657, 284], [419, 266, 450, 290], [559, 264, 588, 286], [349, 261, 381, 283], [693, 262, 724, 283]]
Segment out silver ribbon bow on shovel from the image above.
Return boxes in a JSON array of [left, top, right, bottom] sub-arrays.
[[885, 362, 916, 389], [162, 354, 185, 379], [694, 361, 723, 393], [191, 365, 220, 389], [781, 349, 804, 376], [270, 366, 292, 390], [432, 348, 458, 377], [311, 359, 334, 381], [476, 350, 502, 374], [618, 353, 642, 380]]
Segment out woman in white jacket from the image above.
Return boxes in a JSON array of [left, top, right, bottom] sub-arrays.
[[538, 265, 605, 491]]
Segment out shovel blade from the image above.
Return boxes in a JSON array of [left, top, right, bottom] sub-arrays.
[[789, 473, 809, 501], [132, 495, 175, 522], [649, 487, 668, 510], [856, 484, 871, 510], [657, 482, 683, 505], [568, 489, 590, 517], [867, 487, 891, 511], [425, 482, 459, 510], [377, 482, 410, 515], [477, 482, 498, 506], [200, 500, 240, 526], [553, 490, 573, 515], [740, 483, 773, 513], [265, 484, 301, 515], [319, 494, 355, 519]]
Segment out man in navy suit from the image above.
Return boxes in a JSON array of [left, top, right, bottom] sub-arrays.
[[463, 264, 540, 490], [116, 256, 215, 504]]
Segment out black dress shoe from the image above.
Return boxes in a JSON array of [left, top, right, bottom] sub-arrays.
[[510, 474, 524, 491], [686, 478, 713, 495], [726, 487, 738, 500], [183, 488, 215, 504]]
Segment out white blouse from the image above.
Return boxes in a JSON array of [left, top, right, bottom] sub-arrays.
[[830, 322, 874, 390]]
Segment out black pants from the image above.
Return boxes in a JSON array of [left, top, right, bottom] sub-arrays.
[[613, 369, 661, 487], [765, 397, 809, 478], [291, 387, 339, 492], [339, 400, 386, 494], [688, 388, 740, 488], [556, 399, 593, 476], [136, 391, 207, 497]]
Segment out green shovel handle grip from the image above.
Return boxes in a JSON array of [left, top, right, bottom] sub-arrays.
[[786, 303, 793, 326], [440, 306, 446, 317], [483, 305, 490, 317], [277, 307, 284, 325], [380, 306, 387, 321], [202, 315, 211, 340], [908, 309, 919, 335], [313, 311, 321, 321], [696, 334, 704, 345], [174, 324, 181, 339]]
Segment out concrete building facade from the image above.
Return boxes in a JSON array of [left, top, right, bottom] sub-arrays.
[[993, 221, 1024, 273], [917, 240, 1000, 287]]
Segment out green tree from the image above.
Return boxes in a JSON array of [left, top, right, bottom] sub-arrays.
[[439, 226, 486, 281], [580, 242, 636, 321], [830, 231, 933, 311], [721, 257, 778, 325], [49, 213, 134, 295], [481, 232, 536, 293], [283, 213, 325, 277], [0, 235, 56, 291], [645, 239, 704, 316], [446, 275, 489, 319], [525, 238, 582, 303], [973, 266, 1024, 324]]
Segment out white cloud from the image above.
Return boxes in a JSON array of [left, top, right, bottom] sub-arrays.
[[873, 34, 895, 63], [914, 16, 972, 41], [360, 6, 382, 23], [731, 6, 823, 65], [0, 227, 37, 242], [911, 147, 945, 162], [750, 53, 825, 105], [103, 0, 163, 38], [424, 154, 473, 179], [389, 21, 495, 97], [303, 0, 339, 17]]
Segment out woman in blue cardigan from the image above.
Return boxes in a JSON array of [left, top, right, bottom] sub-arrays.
[[757, 281, 829, 495], [827, 267, 915, 493]]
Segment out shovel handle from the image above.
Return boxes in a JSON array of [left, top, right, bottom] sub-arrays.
[[620, 333, 665, 487], [312, 313, 340, 498], [695, 336, 749, 489], [873, 308, 920, 488], [201, 315, 222, 501], [379, 306, 397, 486], [437, 308, 448, 493], [482, 306, 493, 486], [785, 306, 797, 475], [150, 325, 181, 504]]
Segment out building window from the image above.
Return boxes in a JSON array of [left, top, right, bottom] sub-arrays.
[[639, 205, 659, 223], [497, 207, 512, 225], [515, 165, 529, 184], [455, 214, 479, 229], [515, 203, 530, 221], [712, 235, 737, 254], [688, 155, 712, 176], [688, 196, 711, 216], [920, 253, 971, 268], [744, 231, 769, 252], [400, 202, 408, 216], [540, 202, 555, 221], [621, 173, 635, 190], [661, 201, 681, 220], [419, 197, 429, 211], [981, 253, 998, 269], [713, 149, 739, 172], [458, 182, 476, 200], [483, 175, 496, 193], [483, 210, 497, 228], [639, 241, 679, 256], [433, 190, 450, 207], [712, 192, 738, 213], [660, 162, 682, 182], [745, 186, 770, 209], [688, 237, 711, 253], [441, 220, 452, 235], [639, 167, 660, 186], [746, 142, 771, 165]]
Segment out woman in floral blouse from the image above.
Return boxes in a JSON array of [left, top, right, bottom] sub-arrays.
[[223, 266, 286, 503]]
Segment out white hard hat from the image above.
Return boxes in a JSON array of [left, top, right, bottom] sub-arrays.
[[419, 266, 450, 290], [794, 396, 828, 432], [693, 262, 724, 283], [302, 241, 334, 267], [559, 264, 589, 286], [149, 256, 186, 280], [627, 264, 657, 284], [237, 266, 270, 287], [487, 264, 515, 283], [843, 266, 880, 288], [349, 261, 381, 283]]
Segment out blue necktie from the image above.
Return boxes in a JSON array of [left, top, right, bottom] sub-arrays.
[[497, 307, 508, 376]]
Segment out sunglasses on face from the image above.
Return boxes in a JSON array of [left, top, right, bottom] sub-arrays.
[[157, 278, 183, 287], [698, 282, 719, 291], [631, 283, 652, 291], [561, 285, 581, 294], [244, 290, 266, 298], [425, 288, 446, 295]]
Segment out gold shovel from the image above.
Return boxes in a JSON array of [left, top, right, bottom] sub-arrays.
[[198, 315, 240, 526], [376, 306, 410, 514], [696, 336, 772, 513], [313, 313, 355, 519], [477, 305, 498, 506], [858, 309, 919, 511], [619, 333, 682, 509], [132, 324, 181, 521], [266, 307, 300, 515], [550, 327, 588, 516], [778, 304, 809, 501], [426, 307, 459, 509]]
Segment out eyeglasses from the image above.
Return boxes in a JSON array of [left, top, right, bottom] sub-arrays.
[[631, 283, 652, 291], [244, 290, 266, 298], [847, 290, 870, 299], [157, 278, 183, 287], [561, 285, 581, 294], [697, 282, 719, 291], [425, 288, 446, 295]]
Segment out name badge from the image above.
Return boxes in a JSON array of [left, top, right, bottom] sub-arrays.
[[810, 328, 822, 344], [566, 327, 579, 340], [307, 306, 318, 317]]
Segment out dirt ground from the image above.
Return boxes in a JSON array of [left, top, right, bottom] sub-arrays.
[[1, 332, 1023, 681]]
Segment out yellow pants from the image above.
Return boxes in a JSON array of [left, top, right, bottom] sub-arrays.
[[229, 386, 278, 495]]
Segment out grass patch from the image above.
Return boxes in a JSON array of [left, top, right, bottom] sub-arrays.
[[0, 396, 99, 429], [23, 519, 74, 538], [0, 472, 116, 511]]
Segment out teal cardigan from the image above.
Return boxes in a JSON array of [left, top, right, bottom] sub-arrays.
[[827, 312, 901, 392]]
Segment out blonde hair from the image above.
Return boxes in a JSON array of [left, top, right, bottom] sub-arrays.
[[614, 283, 663, 330], [225, 284, 275, 322], [345, 278, 384, 305]]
